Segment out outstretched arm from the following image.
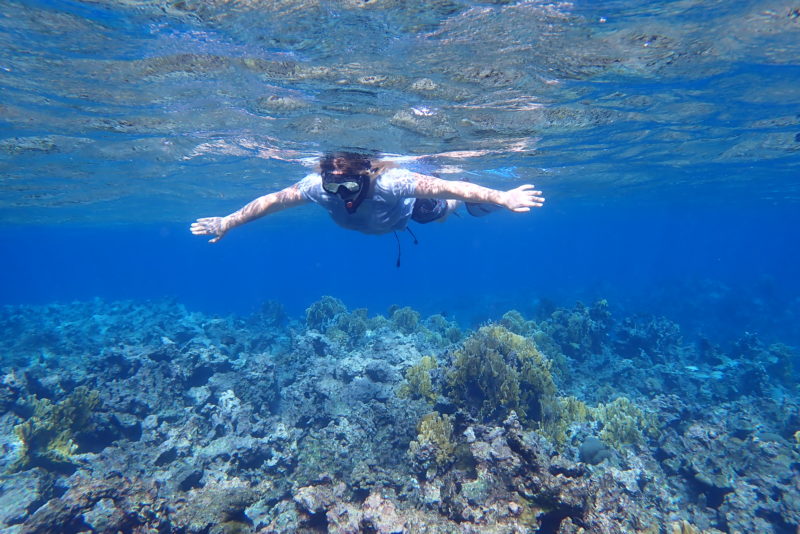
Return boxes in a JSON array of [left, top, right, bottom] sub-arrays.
[[190, 183, 309, 243], [411, 173, 545, 212]]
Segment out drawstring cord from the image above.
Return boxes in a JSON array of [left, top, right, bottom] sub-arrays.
[[406, 226, 419, 245], [393, 227, 419, 268]]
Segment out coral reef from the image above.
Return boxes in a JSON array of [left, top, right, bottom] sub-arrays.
[[498, 309, 535, 336], [305, 295, 347, 332], [397, 355, 438, 403], [0, 297, 797, 533], [447, 325, 558, 427], [408, 411, 455, 476], [592, 396, 659, 450], [10, 386, 100, 473], [422, 314, 462, 346], [390, 306, 420, 335], [542, 300, 613, 360]]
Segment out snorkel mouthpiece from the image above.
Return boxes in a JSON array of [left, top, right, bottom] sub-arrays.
[[320, 151, 373, 214], [322, 172, 368, 214]]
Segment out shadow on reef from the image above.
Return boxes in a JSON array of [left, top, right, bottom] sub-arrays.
[[0, 296, 797, 533]]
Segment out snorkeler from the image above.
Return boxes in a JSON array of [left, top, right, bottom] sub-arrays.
[[190, 151, 544, 245]]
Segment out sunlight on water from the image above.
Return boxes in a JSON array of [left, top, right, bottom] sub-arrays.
[[0, 0, 799, 224]]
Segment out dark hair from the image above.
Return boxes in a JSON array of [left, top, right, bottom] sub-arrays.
[[319, 151, 373, 175]]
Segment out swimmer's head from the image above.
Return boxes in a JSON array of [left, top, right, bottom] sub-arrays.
[[320, 151, 373, 176], [320, 151, 373, 214]]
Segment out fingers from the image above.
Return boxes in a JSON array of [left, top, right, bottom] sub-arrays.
[[190, 222, 211, 235], [190, 217, 223, 237], [522, 186, 544, 200], [515, 184, 542, 195], [511, 185, 544, 202], [505, 185, 545, 212], [516, 193, 545, 207], [193, 226, 223, 242]]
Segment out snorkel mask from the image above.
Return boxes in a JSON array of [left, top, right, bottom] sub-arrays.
[[322, 171, 369, 213], [320, 151, 373, 214]]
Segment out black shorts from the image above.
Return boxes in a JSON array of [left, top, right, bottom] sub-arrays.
[[411, 198, 448, 224]]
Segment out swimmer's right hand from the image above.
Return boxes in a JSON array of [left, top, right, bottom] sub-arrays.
[[190, 216, 228, 243]]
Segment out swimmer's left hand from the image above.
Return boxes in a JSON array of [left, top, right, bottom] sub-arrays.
[[502, 184, 545, 212]]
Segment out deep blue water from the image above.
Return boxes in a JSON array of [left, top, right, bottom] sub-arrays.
[[3, 197, 798, 345], [1, 0, 799, 340]]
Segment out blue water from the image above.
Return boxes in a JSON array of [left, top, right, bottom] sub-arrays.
[[1, 0, 799, 335], [3, 199, 798, 344]]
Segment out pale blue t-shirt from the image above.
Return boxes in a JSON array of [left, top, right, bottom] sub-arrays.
[[297, 167, 418, 235]]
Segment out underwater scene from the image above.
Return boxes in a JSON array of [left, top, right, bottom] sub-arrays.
[[1, 0, 800, 533]]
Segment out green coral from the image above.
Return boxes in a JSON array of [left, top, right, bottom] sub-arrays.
[[11, 386, 100, 472], [365, 313, 390, 331], [447, 325, 557, 427], [541, 396, 590, 445], [408, 412, 455, 471], [390, 306, 420, 335], [498, 310, 534, 336], [435, 324, 658, 452], [330, 308, 368, 345], [305, 296, 347, 332], [424, 314, 450, 333], [422, 314, 462, 346], [544, 300, 612, 359], [305, 298, 370, 346], [444, 326, 463, 344], [591, 396, 659, 450], [398, 356, 438, 403]]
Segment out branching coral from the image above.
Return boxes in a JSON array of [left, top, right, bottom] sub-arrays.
[[305, 298, 370, 346], [305, 296, 347, 332], [498, 310, 534, 336], [543, 300, 612, 359], [398, 356, 438, 403], [441, 325, 658, 452], [11, 386, 100, 472], [447, 325, 557, 427], [390, 306, 420, 335], [408, 412, 455, 475], [591, 396, 659, 450], [423, 314, 450, 333], [423, 314, 462, 346], [614, 315, 682, 362], [330, 309, 368, 345], [541, 396, 590, 445]]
